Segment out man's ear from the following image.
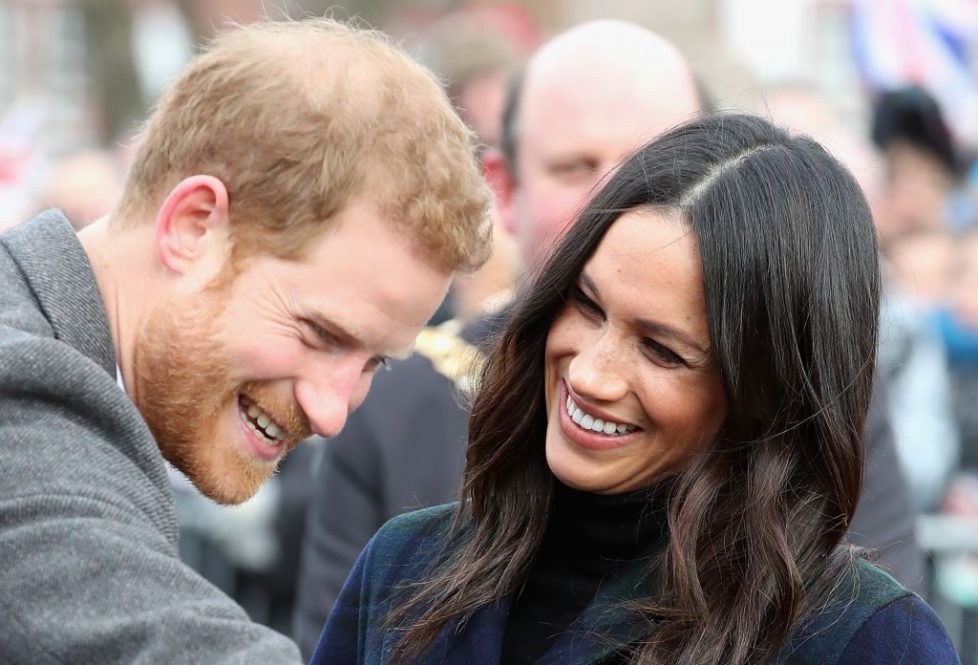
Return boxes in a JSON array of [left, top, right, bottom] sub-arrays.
[[154, 175, 230, 275], [482, 148, 518, 237]]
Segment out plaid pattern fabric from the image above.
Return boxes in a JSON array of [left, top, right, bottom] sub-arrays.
[[312, 504, 958, 665]]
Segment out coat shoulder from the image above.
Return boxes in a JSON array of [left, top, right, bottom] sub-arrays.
[[370, 503, 458, 563], [357, 504, 463, 607], [850, 557, 913, 605], [777, 558, 919, 664]]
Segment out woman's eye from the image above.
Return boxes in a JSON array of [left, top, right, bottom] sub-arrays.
[[570, 286, 604, 320], [643, 339, 684, 367]]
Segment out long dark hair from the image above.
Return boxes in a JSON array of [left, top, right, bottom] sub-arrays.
[[387, 113, 881, 664]]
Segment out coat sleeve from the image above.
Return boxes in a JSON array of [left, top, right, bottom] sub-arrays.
[[0, 491, 303, 665], [836, 594, 960, 665], [0, 341, 303, 665]]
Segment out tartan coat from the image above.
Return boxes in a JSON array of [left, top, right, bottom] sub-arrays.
[[311, 505, 958, 665]]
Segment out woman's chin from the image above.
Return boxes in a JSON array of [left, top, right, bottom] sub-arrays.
[[545, 432, 600, 493]]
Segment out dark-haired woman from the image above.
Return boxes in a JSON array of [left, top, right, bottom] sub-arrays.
[[311, 113, 959, 665]]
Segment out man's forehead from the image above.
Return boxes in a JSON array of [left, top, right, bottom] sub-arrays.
[[263, 206, 451, 354], [519, 88, 675, 159], [300, 264, 443, 325], [516, 23, 699, 149], [522, 69, 689, 136]]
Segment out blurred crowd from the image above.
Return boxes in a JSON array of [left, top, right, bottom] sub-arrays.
[[3, 0, 978, 655]]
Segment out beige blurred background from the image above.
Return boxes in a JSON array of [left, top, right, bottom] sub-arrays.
[[0, 0, 911, 233]]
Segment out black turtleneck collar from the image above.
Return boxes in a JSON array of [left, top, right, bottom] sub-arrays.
[[540, 479, 670, 576], [501, 478, 670, 664]]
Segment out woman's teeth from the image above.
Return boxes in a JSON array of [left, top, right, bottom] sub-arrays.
[[566, 395, 636, 436]]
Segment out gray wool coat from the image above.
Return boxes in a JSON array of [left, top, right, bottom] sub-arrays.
[[0, 211, 302, 664]]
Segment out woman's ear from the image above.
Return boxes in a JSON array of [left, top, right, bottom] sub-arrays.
[[154, 175, 230, 275]]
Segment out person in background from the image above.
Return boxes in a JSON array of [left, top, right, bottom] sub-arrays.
[[38, 148, 123, 230], [0, 18, 490, 664], [872, 86, 966, 243], [414, 7, 535, 323], [870, 87, 963, 512], [294, 20, 924, 655], [929, 225, 978, 612], [314, 112, 958, 665], [943, 227, 978, 460]]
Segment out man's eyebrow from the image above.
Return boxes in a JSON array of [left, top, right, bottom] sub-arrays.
[[304, 311, 360, 345], [304, 311, 414, 361], [579, 272, 710, 357]]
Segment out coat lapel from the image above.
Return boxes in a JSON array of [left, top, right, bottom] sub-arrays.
[[421, 559, 657, 665], [538, 559, 656, 665], [2, 210, 116, 376], [415, 596, 513, 665]]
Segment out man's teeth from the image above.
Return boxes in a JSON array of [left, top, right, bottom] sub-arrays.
[[565, 395, 636, 436], [243, 401, 286, 445]]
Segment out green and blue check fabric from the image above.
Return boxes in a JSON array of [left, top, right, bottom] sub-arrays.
[[312, 504, 958, 665]]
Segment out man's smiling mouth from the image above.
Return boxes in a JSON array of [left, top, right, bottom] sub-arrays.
[[238, 395, 288, 446]]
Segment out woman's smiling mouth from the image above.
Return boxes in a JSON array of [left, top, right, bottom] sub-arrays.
[[565, 393, 637, 435], [557, 382, 642, 451]]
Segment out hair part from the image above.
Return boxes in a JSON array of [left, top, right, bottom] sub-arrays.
[[386, 113, 880, 665], [115, 18, 491, 273]]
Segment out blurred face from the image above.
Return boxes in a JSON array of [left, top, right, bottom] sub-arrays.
[[509, 61, 698, 271], [135, 205, 451, 504], [887, 230, 955, 306], [877, 142, 954, 243], [543, 208, 727, 494], [458, 71, 509, 148], [952, 233, 978, 327]]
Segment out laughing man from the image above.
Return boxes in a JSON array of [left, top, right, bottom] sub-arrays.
[[0, 19, 489, 664]]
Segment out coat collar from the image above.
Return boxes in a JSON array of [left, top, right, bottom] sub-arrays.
[[424, 557, 656, 665], [540, 557, 656, 665], [1, 210, 116, 376]]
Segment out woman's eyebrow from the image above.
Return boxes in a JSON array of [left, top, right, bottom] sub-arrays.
[[580, 272, 600, 297], [581, 272, 708, 356], [633, 318, 709, 356]]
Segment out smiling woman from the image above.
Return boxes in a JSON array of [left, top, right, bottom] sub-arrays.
[[312, 114, 959, 665], [543, 208, 727, 495]]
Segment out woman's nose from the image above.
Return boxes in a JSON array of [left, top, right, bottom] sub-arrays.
[[566, 331, 629, 402]]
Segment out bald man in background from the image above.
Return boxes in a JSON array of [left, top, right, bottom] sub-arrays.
[[293, 21, 922, 655], [488, 21, 700, 271]]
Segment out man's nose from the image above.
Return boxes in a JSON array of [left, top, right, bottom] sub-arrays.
[[294, 362, 365, 439]]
